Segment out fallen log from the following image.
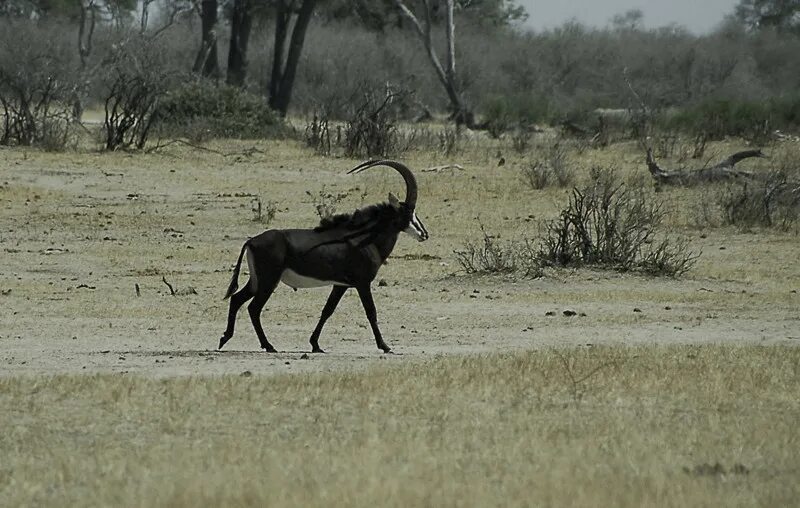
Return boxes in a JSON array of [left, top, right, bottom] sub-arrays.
[[646, 148, 766, 186]]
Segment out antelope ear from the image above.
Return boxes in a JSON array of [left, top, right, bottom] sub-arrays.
[[388, 192, 401, 208]]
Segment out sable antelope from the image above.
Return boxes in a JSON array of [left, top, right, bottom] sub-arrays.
[[219, 160, 429, 353]]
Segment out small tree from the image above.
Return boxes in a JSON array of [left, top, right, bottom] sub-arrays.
[[734, 0, 800, 34], [102, 39, 175, 150], [392, 0, 477, 127], [0, 24, 76, 148]]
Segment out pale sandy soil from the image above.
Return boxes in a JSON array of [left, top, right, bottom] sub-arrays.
[[1, 140, 798, 377]]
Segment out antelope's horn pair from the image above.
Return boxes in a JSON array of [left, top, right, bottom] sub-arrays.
[[348, 160, 418, 209]]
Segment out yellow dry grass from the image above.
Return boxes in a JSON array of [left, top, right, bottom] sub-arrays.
[[1, 345, 799, 507]]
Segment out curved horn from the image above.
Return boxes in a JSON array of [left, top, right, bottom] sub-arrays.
[[348, 159, 418, 208]]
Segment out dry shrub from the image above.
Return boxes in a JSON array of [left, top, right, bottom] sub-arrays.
[[307, 186, 349, 220], [0, 24, 76, 149], [537, 167, 697, 276], [454, 223, 518, 275], [521, 140, 574, 189], [343, 84, 412, 158], [454, 222, 541, 277], [102, 38, 178, 150], [304, 109, 334, 156], [717, 170, 800, 230]]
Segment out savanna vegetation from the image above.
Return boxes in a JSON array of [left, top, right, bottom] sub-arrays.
[[1, 1, 799, 507]]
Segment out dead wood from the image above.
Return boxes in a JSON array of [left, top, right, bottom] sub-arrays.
[[646, 148, 766, 186], [161, 276, 176, 296]]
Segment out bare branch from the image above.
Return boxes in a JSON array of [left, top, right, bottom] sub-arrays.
[[445, 0, 455, 80]]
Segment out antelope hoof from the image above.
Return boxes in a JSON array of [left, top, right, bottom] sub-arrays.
[[218, 334, 232, 350], [262, 345, 278, 353], [311, 346, 326, 354], [381, 347, 392, 354]]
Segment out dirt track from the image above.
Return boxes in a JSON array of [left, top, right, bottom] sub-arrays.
[[2, 142, 799, 377]]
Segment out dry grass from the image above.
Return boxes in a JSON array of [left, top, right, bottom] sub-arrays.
[[1, 129, 799, 505], [1, 344, 799, 507]]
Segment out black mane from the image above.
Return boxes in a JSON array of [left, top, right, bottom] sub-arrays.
[[314, 202, 395, 232]]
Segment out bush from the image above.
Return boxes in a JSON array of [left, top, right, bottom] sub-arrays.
[[303, 110, 334, 156], [666, 98, 792, 144], [155, 81, 284, 140], [454, 224, 518, 275], [0, 22, 77, 149], [537, 167, 697, 276], [717, 170, 800, 229], [520, 140, 574, 189], [101, 38, 177, 150], [343, 84, 411, 158], [482, 93, 549, 138], [454, 223, 542, 277]]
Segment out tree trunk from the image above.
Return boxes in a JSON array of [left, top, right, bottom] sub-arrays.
[[269, 0, 316, 116], [193, 0, 220, 79], [393, 0, 477, 128], [226, 0, 252, 86], [268, 0, 290, 106]]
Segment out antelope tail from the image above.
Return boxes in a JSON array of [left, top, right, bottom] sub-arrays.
[[223, 241, 249, 299]]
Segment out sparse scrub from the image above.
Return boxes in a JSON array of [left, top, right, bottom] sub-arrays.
[[717, 170, 800, 229], [303, 109, 333, 156], [437, 126, 461, 156], [251, 196, 277, 225], [0, 25, 76, 149], [343, 84, 411, 158], [102, 40, 175, 151], [520, 140, 574, 189], [454, 223, 542, 277], [307, 186, 348, 220], [454, 223, 518, 275], [537, 167, 697, 276]]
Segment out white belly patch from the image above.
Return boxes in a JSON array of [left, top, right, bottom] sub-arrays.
[[280, 269, 345, 289]]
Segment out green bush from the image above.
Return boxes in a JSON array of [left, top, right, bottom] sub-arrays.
[[667, 95, 800, 143], [770, 93, 800, 129], [154, 81, 284, 139], [481, 94, 549, 137]]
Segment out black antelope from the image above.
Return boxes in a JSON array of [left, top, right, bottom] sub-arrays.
[[219, 160, 429, 353]]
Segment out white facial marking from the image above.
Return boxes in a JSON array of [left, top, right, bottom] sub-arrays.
[[404, 210, 429, 242]]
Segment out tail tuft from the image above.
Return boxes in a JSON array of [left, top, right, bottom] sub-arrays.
[[223, 280, 238, 300]]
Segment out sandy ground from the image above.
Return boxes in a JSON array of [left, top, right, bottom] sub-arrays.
[[1, 140, 799, 377]]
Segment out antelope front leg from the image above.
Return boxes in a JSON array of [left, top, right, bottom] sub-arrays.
[[309, 285, 348, 353], [356, 284, 391, 353]]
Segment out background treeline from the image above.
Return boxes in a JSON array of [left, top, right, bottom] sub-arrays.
[[1, 0, 799, 150]]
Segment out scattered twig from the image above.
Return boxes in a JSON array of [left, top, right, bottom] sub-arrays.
[[135, 283, 141, 297], [554, 349, 617, 406], [146, 138, 265, 158], [161, 276, 176, 296], [422, 164, 464, 172]]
